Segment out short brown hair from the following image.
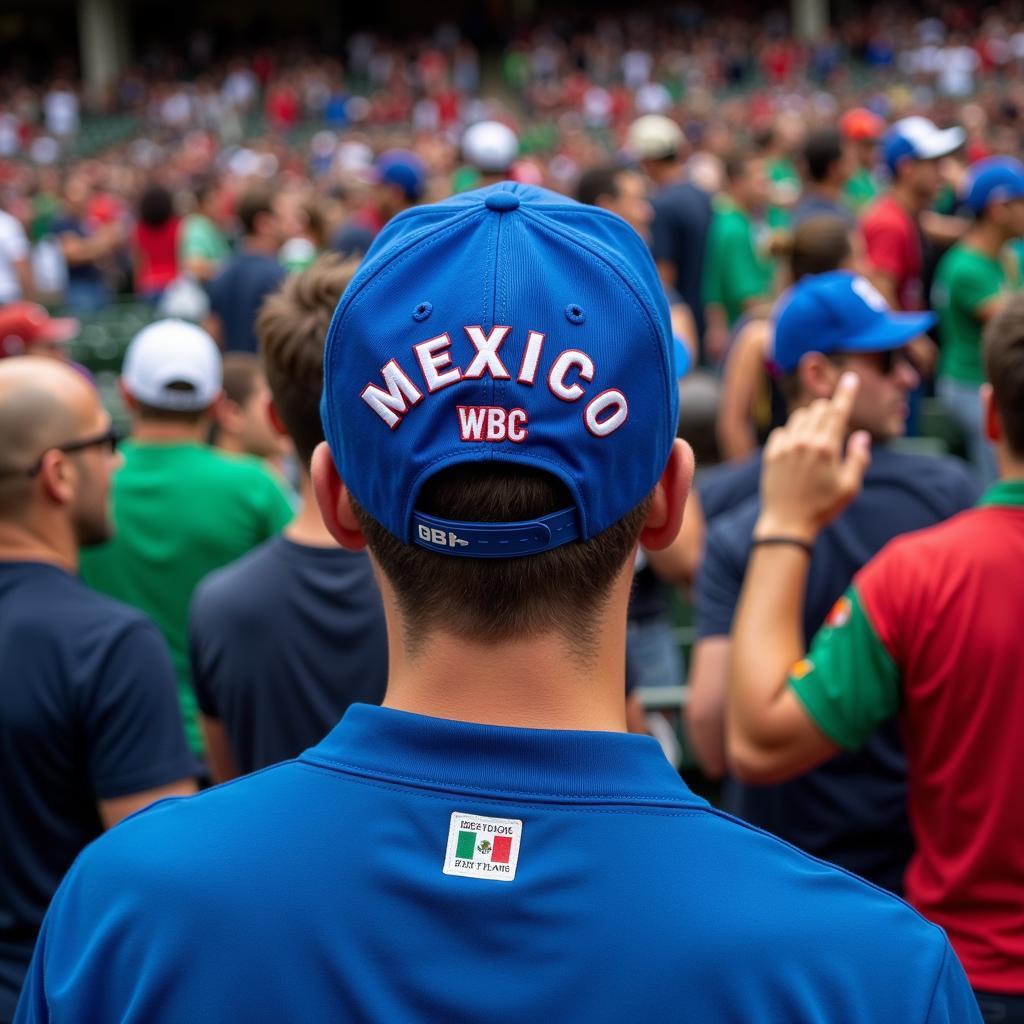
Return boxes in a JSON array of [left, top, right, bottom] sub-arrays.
[[257, 254, 359, 466], [352, 465, 652, 657], [237, 187, 274, 236], [984, 293, 1024, 457], [221, 352, 262, 407]]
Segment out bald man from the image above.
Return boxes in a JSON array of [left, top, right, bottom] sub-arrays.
[[0, 359, 195, 1023]]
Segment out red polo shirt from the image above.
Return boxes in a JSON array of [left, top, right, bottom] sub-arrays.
[[861, 194, 924, 310], [789, 479, 1024, 993]]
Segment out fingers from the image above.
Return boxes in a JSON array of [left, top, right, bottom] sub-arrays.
[[838, 429, 872, 502], [825, 372, 860, 443]]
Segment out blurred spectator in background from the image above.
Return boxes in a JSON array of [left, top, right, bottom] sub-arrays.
[[0, 205, 32, 305], [688, 271, 978, 893], [757, 118, 803, 230], [191, 257, 387, 782], [331, 149, 426, 259], [933, 157, 1024, 484], [840, 108, 885, 213], [459, 120, 519, 189], [133, 185, 181, 303], [52, 177, 124, 313], [628, 115, 711, 351], [702, 149, 775, 363], [80, 321, 293, 762], [0, 357, 194, 1021], [793, 129, 856, 227], [178, 181, 229, 283], [211, 352, 289, 472], [0, 303, 78, 362], [205, 188, 285, 352]]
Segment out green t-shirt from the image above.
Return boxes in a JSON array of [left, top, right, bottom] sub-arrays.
[[766, 156, 800, 230], [702, 198, 775, 326], [932, 244, 1007, 386], [843, 168, 879, 213], [80, 442, 294, 754], [179, 214, 230, 269]]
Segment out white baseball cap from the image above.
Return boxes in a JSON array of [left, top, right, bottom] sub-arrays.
[[627, 114, 684, 161], [883, 116, 966, 173], [462, 121, 519, 174], [121, 319, 222, 411]]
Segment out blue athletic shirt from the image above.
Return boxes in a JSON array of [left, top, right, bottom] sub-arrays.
[[17, 704, 979, 1023]]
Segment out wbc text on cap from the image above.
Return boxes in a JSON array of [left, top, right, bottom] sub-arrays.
[[321, 183, 679, 559]]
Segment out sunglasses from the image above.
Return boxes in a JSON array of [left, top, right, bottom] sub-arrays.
[[22, 425, 122, 477], [837, 347, 916, 376]]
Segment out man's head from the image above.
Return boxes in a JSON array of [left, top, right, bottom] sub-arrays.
[[576, 165, 653, 239], [883, 116, 965, 205], [839, 107, 884, 171], [118, 320, 223, 432], [983, 292, 1024, 466], [724, 150, 769, 213], [0, 357, 118, 548], [462, 121, 519, 185], [772, 271, 933, 441], [0, 303, 78, 361], [374, 150, 427, 221], [803, 129, 851, 189], [212, 352, 285, 460], [312, 183, 692, 657], [257, 254, 359, 471], [963, 157, 1024, 241], [237, 186, 282, 246], [627, 115, 684, 185]]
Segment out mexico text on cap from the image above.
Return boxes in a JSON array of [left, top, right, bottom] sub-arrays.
[[771, 270, 936, 374], [121, 319, 223, 411], [321, 183, 679, 559]]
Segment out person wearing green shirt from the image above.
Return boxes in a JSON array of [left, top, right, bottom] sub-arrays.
[[702, 151, 775, 363], [838, 107, 885, 213], [932, 157, 1024, 484], [179, 182, 230, 283], [80, 320, 293, 758]]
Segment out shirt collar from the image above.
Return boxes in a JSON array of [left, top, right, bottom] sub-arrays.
[[301, 704, 704, 805], [978, 479, 1024, 509]]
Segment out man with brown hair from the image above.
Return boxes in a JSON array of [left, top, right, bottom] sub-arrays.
[[728, 293, 1024, 1022], [16, 186, 979, 1023], [189, 257, 387, 780], [211, 352, 289, 470]]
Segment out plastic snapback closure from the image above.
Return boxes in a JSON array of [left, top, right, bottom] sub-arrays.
[[410, 507, 580, 558]]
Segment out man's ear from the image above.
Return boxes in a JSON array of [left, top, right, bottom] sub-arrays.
[[117, 379, 138, 411], [982, 383, 1001, 444], [798, 352, 837, 401], [311, 442, 367, 551], [640, 437, 694, 551], [266, 397, 288, 438]]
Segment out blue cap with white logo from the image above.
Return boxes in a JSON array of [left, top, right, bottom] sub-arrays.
[[963, 157, 1024, 215], [321, 182, 679, 559], [771, 270, 935, 374], [882, 116, 965, 176]]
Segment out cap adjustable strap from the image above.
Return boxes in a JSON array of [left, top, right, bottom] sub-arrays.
[[410, 507, 580, 559]]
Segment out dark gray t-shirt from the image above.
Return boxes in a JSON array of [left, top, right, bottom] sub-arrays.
[[189, 537, 388, 775]]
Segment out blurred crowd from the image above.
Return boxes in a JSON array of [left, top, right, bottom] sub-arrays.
[[3, 5, 1024, 1022]]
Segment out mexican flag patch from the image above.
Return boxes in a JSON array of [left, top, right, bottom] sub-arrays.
[[443, 812, 523, 881]]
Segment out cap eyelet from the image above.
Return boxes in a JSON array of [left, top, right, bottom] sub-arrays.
[[565, 303, 585, 324], [412, 302, 433, 322]]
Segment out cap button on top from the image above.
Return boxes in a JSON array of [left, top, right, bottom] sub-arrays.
[[484, 190, 520, 212]]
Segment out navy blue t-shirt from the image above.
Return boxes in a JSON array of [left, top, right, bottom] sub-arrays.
[[0, 562, 193, 1021], [207, 251, 286, 353], [696, 447, 980, 891], [189, 536, 388, 774], [650, 181, 712, 342]]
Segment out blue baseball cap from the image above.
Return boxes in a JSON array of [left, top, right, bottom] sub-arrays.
[[771, 271, 935, 374], [963, 157, 1024, 214], [374, 149, 427, 202], [882, 116, 965, 176], [321, 182, 679, 559]]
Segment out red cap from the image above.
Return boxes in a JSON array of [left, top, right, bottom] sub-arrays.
[[0, 303, 79, 358], [840, 108, 885, 142]]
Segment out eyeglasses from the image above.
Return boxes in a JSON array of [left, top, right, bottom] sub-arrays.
[[837, 347, 917, 376], [17, 426, 121, 478]]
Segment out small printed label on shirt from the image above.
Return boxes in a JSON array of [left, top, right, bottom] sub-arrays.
[[443, 811, 522, 881]]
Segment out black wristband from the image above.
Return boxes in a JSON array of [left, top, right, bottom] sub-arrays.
[[751, 536, 814, 557]]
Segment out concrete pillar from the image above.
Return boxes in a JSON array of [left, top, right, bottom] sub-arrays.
[[78, 0, 131, 103], [792, 0, 828, 41]]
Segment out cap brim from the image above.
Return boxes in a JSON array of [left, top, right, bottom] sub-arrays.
[[37, 317, 79, 345], [915, 126, 966, 160], [838, 311, 936, 354]]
